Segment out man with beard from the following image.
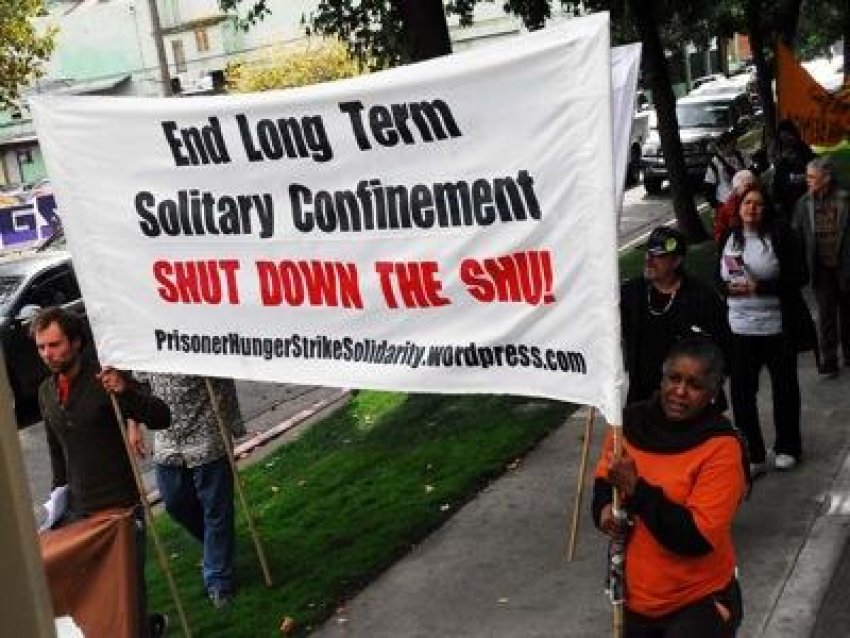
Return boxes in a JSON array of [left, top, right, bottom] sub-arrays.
[[32, 306, 171, 637]]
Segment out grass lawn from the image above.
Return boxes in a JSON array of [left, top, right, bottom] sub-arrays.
[[146, 218, 719, 637], [146, 393, 571, 637]]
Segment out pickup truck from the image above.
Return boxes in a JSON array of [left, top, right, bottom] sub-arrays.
[[640, 91, 763, 195]]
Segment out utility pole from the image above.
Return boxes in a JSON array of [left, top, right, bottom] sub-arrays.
[[146, 0, 172, 96]]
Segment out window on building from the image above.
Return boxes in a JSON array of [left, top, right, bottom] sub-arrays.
[[195, 27, 210, 53], [172, 39, 187, 73]]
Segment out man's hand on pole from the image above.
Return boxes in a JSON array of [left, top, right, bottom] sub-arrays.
[[97, 366, 128, 394], [126, 418, 148, 459]]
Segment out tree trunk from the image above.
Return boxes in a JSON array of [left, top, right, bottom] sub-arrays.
[[845, 0, 850, 85], [746, 0, 776, 149], [717, 35, 729, 76], [778, 0, 803, 47], [630, 0, 706, 242], [398, 0, 452, 62]]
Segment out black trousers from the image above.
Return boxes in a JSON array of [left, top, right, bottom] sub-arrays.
[[729, 333, 801, 463], [813, 267, 850, 370], [625, 578, 743, 638]]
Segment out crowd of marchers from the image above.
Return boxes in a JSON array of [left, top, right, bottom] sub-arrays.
[[594, 121, 848, 638], [24, 118, 847, 638]]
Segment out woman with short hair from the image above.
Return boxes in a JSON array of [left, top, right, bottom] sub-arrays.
[[592, 336, 748, 637]]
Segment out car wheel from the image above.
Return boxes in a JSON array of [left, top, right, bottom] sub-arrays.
[[626, 144, 642, 186], [644, 176, 664, 195]]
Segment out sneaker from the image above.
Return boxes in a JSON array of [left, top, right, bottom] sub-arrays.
[[774, 453, 798, 470], [209, 588, 234, 610], [749, 461, 768, 478], [149, 613, 169, 638]]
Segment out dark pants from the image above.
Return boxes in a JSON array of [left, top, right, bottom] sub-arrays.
[[813, 267, 850, 370], [625, 578, 742, 638], [155, 457, 235, 594], [729, 334, 801, 463]]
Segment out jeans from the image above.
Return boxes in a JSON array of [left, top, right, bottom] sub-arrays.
[[155, 457, 234, 594], [729, 334, 802, 463]]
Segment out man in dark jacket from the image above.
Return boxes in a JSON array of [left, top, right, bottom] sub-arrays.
[[621, 226, 731, 404], [32, 306, 171, 637], [792, 157, 850, 377]]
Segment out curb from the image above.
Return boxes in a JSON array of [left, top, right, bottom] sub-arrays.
[[758, 446, 850, 636], [145, 388, 351, 505], [617, 201, 709, 253]]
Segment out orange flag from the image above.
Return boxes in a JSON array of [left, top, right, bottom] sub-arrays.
[[776, 42, 849, 146]]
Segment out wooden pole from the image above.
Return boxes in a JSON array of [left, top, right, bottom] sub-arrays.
[[109, 396, 192, 638], [566, 406, 596, 561], [204, 378, 273, 587], [611, 424, 624, 638]]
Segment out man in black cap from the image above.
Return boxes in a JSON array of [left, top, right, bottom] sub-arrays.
[[620, 226, 731, 404]]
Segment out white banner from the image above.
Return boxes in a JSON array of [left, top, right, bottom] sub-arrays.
[[31, 13, 624, 424], [611, 43, 642, 210]]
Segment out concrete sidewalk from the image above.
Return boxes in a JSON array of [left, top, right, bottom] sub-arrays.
[[310, 345, 850, 636]]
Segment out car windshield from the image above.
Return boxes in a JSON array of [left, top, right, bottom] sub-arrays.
[[677, 102, 731, 128], [0, 275, 23, 315]]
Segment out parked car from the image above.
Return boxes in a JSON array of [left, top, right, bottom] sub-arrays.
[[691, 73, 727, 90], [0, 247, 86, 420], [640, 91, 763, 195]]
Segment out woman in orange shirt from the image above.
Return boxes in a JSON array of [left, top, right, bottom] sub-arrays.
[[592, 336, 748, 637]]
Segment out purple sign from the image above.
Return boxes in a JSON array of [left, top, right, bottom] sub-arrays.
[[0, 194, 58, 251]]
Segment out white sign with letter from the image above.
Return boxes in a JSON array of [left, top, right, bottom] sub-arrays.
[[32, 13, 625, 424]]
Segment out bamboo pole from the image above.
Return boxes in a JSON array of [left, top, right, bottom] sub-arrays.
[[204, 378, 273, 587], [109, 395, 192, 638], [566, 406, 597, 561]]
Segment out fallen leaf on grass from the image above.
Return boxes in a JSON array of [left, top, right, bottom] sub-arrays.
[[279, 617, 296, 634]]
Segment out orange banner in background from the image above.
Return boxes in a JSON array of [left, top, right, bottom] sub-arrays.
[[777, 43, 849, 146]]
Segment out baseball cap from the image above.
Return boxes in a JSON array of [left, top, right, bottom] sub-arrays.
[[646, 226, 687, 257]]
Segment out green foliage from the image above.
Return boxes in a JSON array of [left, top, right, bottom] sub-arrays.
[[218, 0, 272, 31], [225, 41, 360, 94], [220, 0, 561, 70], [0, 0, 55, 108], [310, 0, 409, 69], [796, 0, 846, 59]]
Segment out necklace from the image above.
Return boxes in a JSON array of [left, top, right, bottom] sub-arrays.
[[647, 286, 678, 316]]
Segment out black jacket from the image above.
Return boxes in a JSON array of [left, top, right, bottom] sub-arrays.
[[39, 357, 171, 515], [620, 274, 731, 403]]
